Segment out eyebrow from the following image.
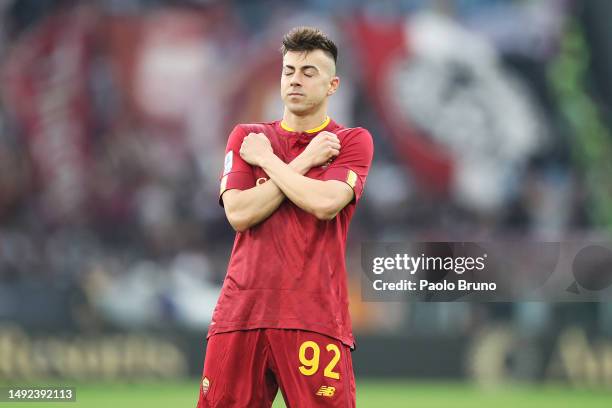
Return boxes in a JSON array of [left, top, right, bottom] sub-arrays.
[[283, 64, 319, 72]]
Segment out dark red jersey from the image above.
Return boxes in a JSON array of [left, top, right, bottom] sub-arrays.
[[209, 118, 373, 348]]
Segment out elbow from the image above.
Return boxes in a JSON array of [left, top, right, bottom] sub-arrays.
[[312, 200, 340, 221], [230, 221, 248, 233], [315, 212, 337, 221], [226, 210, 251, 232]]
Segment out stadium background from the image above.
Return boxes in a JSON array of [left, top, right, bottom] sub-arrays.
[[1, 0, 612, 406]]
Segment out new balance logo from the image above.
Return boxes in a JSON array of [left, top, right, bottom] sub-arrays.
[[316, 385, 336, 397]]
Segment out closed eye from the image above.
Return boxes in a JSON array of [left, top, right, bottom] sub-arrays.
[[303, 67, 318, 77]]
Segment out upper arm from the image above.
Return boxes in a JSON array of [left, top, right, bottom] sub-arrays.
[[322, 128, 374, 204], [219, 125, 255, 207]]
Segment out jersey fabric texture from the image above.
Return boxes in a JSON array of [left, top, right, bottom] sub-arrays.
[[210, 118, 374, 348]]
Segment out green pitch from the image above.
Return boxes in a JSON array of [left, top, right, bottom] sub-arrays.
[[4, 380, 611, 407]]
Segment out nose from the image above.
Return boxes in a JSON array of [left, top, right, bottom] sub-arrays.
[[289, 72, 303, 88]]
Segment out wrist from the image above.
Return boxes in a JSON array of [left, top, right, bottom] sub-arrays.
[[290, 154, 312, 175], [258, 150, 276, 169]]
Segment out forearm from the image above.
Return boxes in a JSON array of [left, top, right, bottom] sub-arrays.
[[224, 155, 313, 231], [223, 180, 284, 231], [259, 153, 340, 220]]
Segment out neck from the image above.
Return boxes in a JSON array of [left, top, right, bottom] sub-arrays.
[[282, 107, 329, 133]]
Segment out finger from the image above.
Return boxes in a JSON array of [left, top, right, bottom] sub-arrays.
[[313, 133, 329, 143], [328, 141, 341, 150], [329, 148, 340, 157], [324, 139, 340, 148]]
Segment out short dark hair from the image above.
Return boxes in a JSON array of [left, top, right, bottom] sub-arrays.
[[280, 26, 338, 65]]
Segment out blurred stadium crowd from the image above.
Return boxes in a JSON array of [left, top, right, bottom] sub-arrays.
[[1, 0, 612, 376]]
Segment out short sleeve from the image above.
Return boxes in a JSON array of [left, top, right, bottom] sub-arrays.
[[219, 125, 255, 206], [323, 128, 374, 202]]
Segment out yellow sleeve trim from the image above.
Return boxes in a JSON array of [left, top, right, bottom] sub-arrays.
[[346, 170, 357, 189]]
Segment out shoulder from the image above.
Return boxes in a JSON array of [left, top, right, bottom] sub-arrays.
[[235, 121, 278, 135], [336, 126, 373, 146]]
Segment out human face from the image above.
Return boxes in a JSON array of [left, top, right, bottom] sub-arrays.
[[280, 50, 339, 116]]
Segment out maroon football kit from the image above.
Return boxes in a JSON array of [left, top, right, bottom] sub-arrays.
[[200, 329, 356, 407], [198, 118, 373, 407]]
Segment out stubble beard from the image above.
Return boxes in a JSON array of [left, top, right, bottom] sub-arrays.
[[284, 97, 324, 117]]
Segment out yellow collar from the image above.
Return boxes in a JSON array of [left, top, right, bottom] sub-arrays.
[[281, 116, 330, 133]]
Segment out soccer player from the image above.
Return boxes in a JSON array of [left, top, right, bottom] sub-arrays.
[[197, 26, 374, 407]]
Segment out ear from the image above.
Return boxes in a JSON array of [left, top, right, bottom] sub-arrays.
[[327, 76, 340, 96]]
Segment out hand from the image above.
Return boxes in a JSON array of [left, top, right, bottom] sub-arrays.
[[240, 133, 273, 167], [300, 131, 340, 168]]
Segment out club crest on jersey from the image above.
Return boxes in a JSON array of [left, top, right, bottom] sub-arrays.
[[223, 151, 233, 175], [202, 377, 210, 395]]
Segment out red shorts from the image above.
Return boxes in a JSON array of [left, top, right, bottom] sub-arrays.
[[196, 329, 356, 407]]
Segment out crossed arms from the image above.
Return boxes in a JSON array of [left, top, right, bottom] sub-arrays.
[[221, 131, 354, 232]]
